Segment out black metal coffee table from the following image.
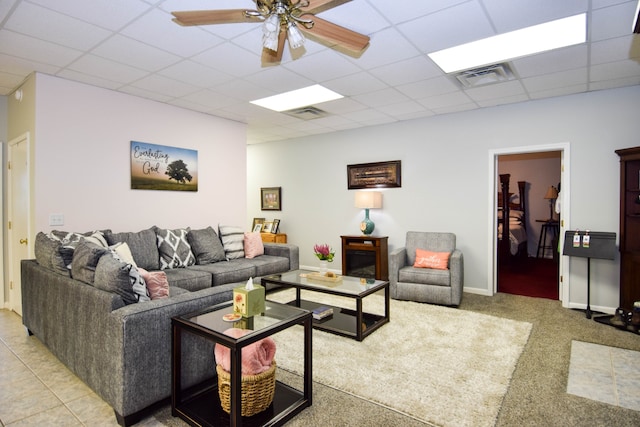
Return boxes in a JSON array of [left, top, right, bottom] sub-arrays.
[[261, 270, 389, 341], [172, 300, 312, 427]]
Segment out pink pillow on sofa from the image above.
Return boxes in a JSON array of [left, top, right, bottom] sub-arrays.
[[138, 268, 169, 299], [413, 249, 450, 270], [244, 232, 264, 259]]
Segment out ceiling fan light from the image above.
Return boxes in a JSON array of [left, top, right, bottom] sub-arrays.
[[262, 14, 280, 51], [287, 22, 305, 49]]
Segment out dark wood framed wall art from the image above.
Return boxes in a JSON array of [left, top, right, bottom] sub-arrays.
[[347, 160, 401, 189]]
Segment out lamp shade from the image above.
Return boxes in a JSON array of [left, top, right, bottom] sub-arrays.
[[355, 191, 382, 209], [544, 186, 558, 199]]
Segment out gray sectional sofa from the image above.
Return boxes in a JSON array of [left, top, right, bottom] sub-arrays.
[[21, 226, 298, 426]]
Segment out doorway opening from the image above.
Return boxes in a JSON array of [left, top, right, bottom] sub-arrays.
[[490, 143, 570, 305]]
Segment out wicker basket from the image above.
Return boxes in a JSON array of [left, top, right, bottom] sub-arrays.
[[216, 360, 276, 417]]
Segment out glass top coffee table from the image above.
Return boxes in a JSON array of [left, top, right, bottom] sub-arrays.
[[261, 270, 389, 341], [171, 300, 312, 427]]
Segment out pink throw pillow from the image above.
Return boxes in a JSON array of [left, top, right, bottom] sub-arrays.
[[138, 267, 169, 299], [414, 249, 451, 270], [244, 232, 264, 259]]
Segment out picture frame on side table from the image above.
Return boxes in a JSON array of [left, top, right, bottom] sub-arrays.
[[272, 219, 280, 234], [347, 160, 401, 189], [261, 187, 282, 211], [263, 221, 273, 233], [252, 218, 265, 231], [253, 223, 263, 232]]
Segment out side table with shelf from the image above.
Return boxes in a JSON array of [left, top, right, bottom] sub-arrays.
[[171, 301, 312, 427], [261, 233, 287, 244]]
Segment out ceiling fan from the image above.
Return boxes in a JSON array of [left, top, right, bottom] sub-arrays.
[[171, 0, 370, 64]]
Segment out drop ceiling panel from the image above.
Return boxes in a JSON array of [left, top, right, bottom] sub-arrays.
[[0, 0, 639, 144], [482, 0, 588, 32], [5, 2, 111, 50]]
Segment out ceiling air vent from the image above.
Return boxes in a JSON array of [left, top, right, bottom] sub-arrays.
[[455, 63, 515, 88], [283, 106, 329, 120]]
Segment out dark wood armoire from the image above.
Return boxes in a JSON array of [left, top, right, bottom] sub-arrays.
[[616, 147, 640, 311]]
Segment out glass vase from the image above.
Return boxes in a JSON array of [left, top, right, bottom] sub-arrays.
[[319, 260, 328, 274]]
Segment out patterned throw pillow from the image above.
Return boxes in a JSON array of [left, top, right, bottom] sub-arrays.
[[244, 232, 264, 259], [155, 227, 196, 270], [218, 225, 245, 260], [138, 268, 169, 300], [413, 249, 451, 270]]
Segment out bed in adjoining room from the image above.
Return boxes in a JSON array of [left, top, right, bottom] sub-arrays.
[[498, 174, 528, 260]]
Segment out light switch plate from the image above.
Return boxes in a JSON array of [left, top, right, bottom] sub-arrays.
[[49, 214, 64, 226]]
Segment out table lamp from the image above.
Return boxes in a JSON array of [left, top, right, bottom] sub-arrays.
[[355, 191, 382, 235], [544, 186, 558, 221]]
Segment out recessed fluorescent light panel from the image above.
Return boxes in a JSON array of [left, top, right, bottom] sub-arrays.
[[250, 84, 343, 112], [428, 13, 587, 73]]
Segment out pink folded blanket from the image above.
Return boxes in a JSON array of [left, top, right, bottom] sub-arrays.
[[214, 328, 276, 375]]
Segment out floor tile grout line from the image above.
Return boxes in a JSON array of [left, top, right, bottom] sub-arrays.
[[0, 330, 88, 426], [608, 348, 621, 406]]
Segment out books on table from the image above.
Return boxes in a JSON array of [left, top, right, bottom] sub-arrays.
[[312, 306, 333, 320]]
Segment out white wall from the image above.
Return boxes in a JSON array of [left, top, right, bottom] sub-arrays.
[[247, 85, 640, 312], [32, 74, 247, 233]]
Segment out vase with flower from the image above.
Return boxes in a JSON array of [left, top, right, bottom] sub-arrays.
[[313, 243, 335, 274]]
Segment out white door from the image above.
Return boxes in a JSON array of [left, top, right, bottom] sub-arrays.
[[8, 133, 30, 315]]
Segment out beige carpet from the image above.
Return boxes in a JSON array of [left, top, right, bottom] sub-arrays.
[[268, 289, 532, 427]]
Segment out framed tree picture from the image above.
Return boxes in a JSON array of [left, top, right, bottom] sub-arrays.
[[261, 187, 281, 211]]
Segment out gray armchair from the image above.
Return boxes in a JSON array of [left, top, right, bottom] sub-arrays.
[[389, 231, 463, 306]]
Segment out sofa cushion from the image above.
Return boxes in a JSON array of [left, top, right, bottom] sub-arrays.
[[71, 240, 110, 284], [163, 268, 212, 291], [138, 268, 169, 300], [190, 259, 257, 286], [105, 228, 160, 271], [244, 232, 264, 259], [155, 227, 196, 270], [248, 255, 290, 277], [94, 252, 150, 304], [413, 249, 450, 270], [399, 266, 451, 287], [187, 226, 226, 264], [50, 230, 106, 269], [218, 225, 245, 260]]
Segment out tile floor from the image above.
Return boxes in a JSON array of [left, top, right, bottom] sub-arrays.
[[567, 340, 640, 411], [0, 309, 165, 427], [4, 308, 640, 426]]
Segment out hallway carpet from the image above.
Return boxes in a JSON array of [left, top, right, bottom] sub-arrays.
[[498, 256, 559, 300]]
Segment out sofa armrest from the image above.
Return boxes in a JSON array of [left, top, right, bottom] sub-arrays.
[[389, 247, 408, 288], [449, 249, 464, 297], [263, 243, 299, 270]]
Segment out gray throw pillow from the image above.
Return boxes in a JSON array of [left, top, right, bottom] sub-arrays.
[[71, 240, 109, 285], [94, 252, 150, 305], [155, 227, 196, 270], [187, 227, 226, 264], [218, 225, 245, 260], [105, 228, 160, 271], [34, 232, 68, 275]]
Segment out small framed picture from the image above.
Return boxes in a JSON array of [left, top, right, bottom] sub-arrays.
[[253, 223, 263, 232], [252, 217, 265, 231], [263, 221, 273, 233], [261, 187, 281, 211], [272, 219, 280, 234]]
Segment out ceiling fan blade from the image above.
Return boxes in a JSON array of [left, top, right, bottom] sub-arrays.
[[172, 10, 262, 26], [299, 16, 369, 54], [262, 30, 287, 65], [299, 0, 352, 14]]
